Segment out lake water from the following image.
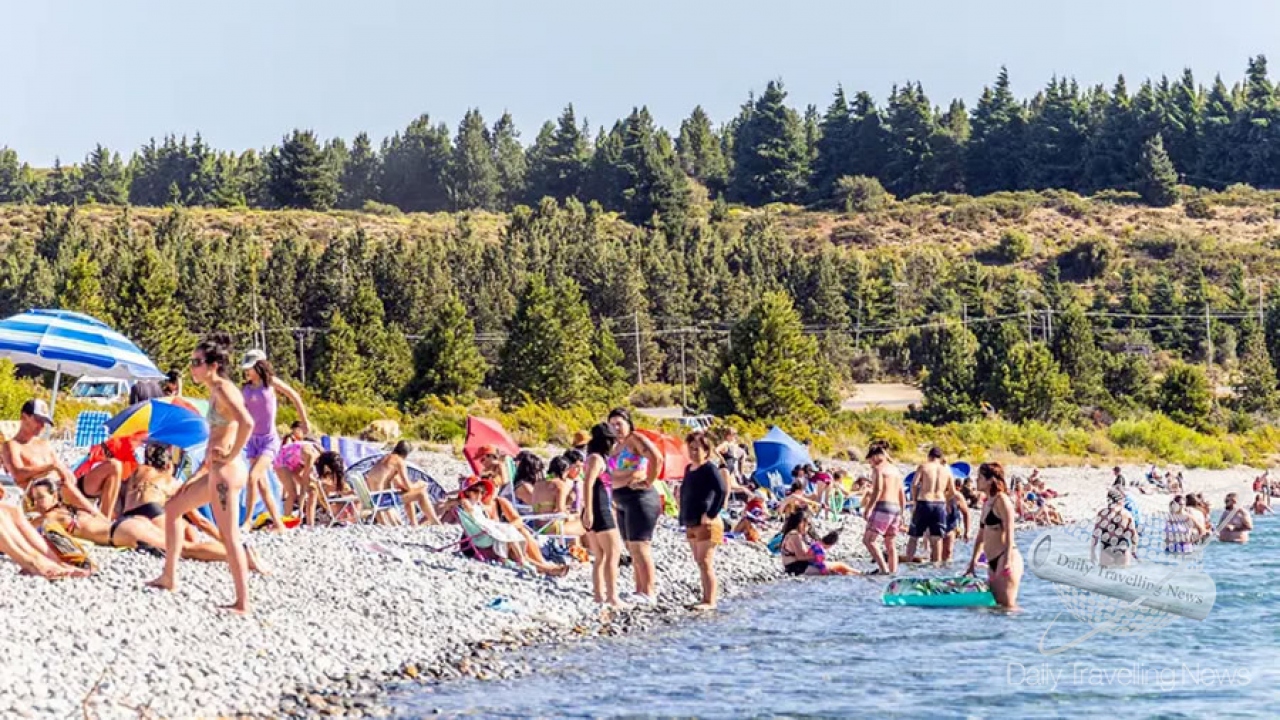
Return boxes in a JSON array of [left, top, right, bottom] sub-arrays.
[[397, 516, 1280, 718]]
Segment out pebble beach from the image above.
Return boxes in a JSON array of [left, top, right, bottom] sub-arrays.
[[0, 449, 1260, 718]]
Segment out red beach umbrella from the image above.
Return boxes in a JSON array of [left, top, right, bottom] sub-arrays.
[[634, 428, 691, 481], [463, 416, 520, 473]]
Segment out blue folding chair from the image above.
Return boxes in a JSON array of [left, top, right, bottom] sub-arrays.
[[73, 411, 111, 449]]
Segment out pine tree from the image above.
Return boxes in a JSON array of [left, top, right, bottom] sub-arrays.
[[491, 111, 527, 208], [706, 291, 835, 422], [57, 251, 111, 322], [809, 87, 856, 204], [79, 145, 129, 204], [0, 148, 39, 203], [379, 114, 452, 212], [0, 236, 55, 317], [1084, 77, 1144, 192], [882, 83, 940, 197], [339, 132, 381, 209], [524, 105, 590, 203], [1103, 352, 1157, 410], [1136, 133, 1179, 206], [447, 109, 502, 211], [918, 320, 980, 422], [676, 106, 729, 194], [994, 341, 1072, 422], [405, 295, 487, 400], [848, 91, 889, 182], [267, 130, 339, 209], [966, 68, 1027, 194], [41, 160, 82, 205], [1051, 302, 1104, 404], [729, 81, 809, 205], [314, 310, 373, 404], [114, 248, 194, 372], [1236, 320, 1278, 413], [1158, 362, 1212, 427], [1025, 78, 1089, 190], [591, 318, 630, 403], [496, 274, 600, 406]]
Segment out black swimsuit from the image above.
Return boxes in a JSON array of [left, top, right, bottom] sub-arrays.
[[983, 503, 1007, 569], [123, 502, 164, 521]]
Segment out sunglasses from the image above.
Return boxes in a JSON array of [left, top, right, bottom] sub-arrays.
[[189, 357, 206, 368], [483, 454, 498, 461]]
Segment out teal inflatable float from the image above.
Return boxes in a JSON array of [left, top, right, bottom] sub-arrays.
[[882, 576, 997, 608]]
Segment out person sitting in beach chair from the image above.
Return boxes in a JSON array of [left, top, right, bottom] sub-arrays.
[[474, 472, 559, 567], [27, 479, 268, 572], [530, 453, 585, 540], [457, 478, 567, 577], [362, 441, 440, 526]]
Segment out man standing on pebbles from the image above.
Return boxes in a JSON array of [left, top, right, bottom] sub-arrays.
[[1, 399, 101, 516]]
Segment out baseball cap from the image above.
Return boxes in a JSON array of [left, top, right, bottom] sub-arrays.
[[21, 398, 52, 425], [240, 349, 267, 370]]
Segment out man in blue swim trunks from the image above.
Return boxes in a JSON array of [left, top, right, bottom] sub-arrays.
[[903, 448, 957, 564]]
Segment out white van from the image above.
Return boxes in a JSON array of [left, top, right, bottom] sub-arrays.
[[69, 377, 132, 405]]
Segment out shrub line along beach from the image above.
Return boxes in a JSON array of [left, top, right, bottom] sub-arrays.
[[0, 440, 1257, 719]]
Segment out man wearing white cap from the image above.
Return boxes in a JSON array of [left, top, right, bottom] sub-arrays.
[[1, 399, 102, 517]]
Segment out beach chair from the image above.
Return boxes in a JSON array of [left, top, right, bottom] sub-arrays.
[[456, 507, 533, 573], [319, 435, 382, 468], [348, 471, 407, 525], [73, 411, 111, 449], [824, 486, 847, 521], [654, 480, 679, 518]]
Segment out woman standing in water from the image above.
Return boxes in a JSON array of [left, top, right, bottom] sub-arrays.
[[148, 334, 255, 614], [606, 408, 663, 603], [966, 462, 1022, 610], [240, 350, 310, 533], [581, 423, 623, 607]]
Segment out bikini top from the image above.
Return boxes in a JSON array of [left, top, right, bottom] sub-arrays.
[[983, 502, 1003, 529], [206, 399, 233, 428], [607, 446, 648, 476]]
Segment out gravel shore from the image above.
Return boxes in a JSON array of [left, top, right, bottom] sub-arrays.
[[0, 451, 1259, 718]]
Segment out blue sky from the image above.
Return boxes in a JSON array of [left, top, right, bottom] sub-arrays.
[[2, 0, 1277, 165]]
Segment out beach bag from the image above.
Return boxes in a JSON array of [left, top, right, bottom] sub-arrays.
[[766, 532, 784, 554], [42, 522, 95, 571]]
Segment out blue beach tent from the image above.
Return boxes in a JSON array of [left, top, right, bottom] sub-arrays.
[[752, 426, 812, 495]]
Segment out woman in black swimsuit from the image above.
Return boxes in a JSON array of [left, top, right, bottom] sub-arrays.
[[965, 462, 1022, 609], [581, 423, 624, 607], [779, 509, 817, 576]]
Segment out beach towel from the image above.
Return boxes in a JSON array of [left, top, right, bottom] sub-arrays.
[[42, 522, 95, 570]]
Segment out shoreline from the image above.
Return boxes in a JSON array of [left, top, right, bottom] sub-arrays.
[[0, 456, 1257, 718]]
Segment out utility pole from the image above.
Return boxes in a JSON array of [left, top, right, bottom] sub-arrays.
[[679, 330, 688, 410], [1259, 279, 1266, 328], [961, 303, 968, 328], [855, 297, 864, 345], [633, 310, 643, 386], [1026, 304, 1034, 342], [296, 331, 307, 386], [1205, 305, 1213, 375], [1045, 308, 1054, 343]]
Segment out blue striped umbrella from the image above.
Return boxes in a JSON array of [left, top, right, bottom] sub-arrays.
[[0, 309, 164, 416]]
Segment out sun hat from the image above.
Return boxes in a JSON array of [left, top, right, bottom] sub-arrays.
[[240, 349, 267, 370]]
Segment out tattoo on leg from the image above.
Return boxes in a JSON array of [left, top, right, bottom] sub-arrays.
[[216, 481, 229, 510]]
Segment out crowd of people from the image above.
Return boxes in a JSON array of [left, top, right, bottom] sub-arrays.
[[0, 334, 1272, 620]]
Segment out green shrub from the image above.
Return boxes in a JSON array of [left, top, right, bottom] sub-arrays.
[[1184, 195, 1215, 220], [1092, 190, 1144, 205], [836, 175, 892, 213], [1056, 236, 1114, 280], [943, 202, 996, 231], [361, 200, 403, 216], [1107, 414, 1242, 468], [996, 229, 1033, 262], [629, 383, 679, 408]]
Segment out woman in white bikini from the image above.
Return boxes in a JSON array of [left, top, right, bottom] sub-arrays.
[[148, 334, 257, 614]]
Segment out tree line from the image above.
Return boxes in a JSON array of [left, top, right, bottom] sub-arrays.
[[4, 58, 1280, 221], [4, 192, 1280, 434]]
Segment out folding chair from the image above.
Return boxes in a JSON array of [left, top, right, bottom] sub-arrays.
[[456, 507, 534, 573], [73, 411, 111, 449]]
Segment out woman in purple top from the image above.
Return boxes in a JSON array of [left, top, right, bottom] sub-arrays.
[[240, 350, 310, 533]]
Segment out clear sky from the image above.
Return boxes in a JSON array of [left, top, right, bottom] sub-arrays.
[[2, 0, 1277, 166]]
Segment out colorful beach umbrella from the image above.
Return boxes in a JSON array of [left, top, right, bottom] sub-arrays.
[[104, 398, 209, 450], [634, 428, 691, 480], [463, 416, 520, 473], [0, 309, 163, 417]]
